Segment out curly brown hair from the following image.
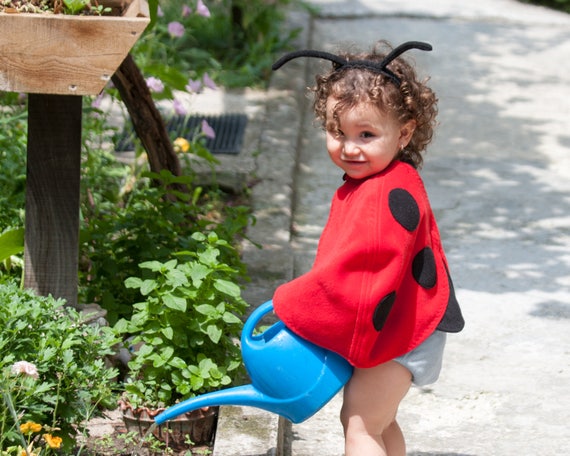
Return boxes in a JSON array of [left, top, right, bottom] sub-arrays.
[[312, 41, 438, 169]]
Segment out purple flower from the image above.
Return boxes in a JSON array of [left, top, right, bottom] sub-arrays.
[[201, 119, 216, 139], [157, 5, 164, 16], [91, 93, 104, 109], [182, 4, 192, 16], [185, 78, 202, 93], [202, 73, 217, 90], [146, 76, 164, 93], [173, 98, 188, 116], [196, 0, 210, 17], [168, 21, 185, 38]]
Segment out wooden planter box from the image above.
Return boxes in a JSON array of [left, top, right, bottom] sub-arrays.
[[0, 0, 149, 95]]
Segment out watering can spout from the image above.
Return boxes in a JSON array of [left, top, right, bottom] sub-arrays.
[[154, 301, 353, 426], [154, 384, 288, 425]]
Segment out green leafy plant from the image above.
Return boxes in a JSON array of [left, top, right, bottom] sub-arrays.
[[62, 0, 91, 14], [0, 280, 120, 452], [90, 2, 112, 15], [0, 94, 27, 233], [114, 231, 248, 409], [132, 0, 303, 93], [79, 163, 252, 325]]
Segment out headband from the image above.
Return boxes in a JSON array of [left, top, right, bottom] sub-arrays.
[[272, 41, 432, 86]]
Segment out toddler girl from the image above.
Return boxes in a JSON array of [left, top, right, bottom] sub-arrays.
[[271, 41, 465, 456]]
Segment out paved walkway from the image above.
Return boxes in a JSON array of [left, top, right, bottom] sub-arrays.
[[236, 1, 570, 455]]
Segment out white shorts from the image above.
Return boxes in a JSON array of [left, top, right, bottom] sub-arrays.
[[394, 330, 447, 386]]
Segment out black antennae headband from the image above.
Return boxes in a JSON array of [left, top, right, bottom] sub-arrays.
[[272, 41, 432, 86]]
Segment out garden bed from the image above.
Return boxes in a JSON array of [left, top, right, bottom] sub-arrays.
[[82, 408, 214, 455]]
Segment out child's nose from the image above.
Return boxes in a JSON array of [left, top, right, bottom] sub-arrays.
[[343, 140, 361, 156]]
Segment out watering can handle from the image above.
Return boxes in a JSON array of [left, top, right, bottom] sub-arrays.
[[242, 300, 275, 340]]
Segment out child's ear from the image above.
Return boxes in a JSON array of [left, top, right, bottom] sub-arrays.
[[399, 120, 416, 147]]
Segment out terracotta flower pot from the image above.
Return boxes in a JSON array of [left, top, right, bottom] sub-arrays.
[[0, 0, 150, 95], [120, 401, 218, 450]]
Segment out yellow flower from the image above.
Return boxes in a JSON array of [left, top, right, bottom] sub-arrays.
[[173, 137, 190, 153], [19, 445, 37, 456], [43, 434, 62, 449], [20, 421, 42, 434]]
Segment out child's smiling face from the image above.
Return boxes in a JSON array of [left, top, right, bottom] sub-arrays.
[[325, 98, 415, 180]]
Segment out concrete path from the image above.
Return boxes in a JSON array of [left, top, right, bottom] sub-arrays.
[[255, 1, 570, 455]]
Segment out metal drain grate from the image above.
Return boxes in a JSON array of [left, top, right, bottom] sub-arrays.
[[115, 113, 248, 155]]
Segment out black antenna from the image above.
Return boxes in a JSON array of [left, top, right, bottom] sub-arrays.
[[271, 41, 433, 86]]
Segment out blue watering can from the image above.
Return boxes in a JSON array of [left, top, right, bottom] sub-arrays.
[[154, 300, 353, 425]]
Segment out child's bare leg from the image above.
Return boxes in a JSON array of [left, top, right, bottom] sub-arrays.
[[341, 361, 411, 456]]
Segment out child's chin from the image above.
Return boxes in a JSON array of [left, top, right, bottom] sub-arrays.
[[346, 170, 374, 180]]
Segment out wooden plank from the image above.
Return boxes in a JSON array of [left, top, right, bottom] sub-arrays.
[[24, 94, 82, 307], [0, 0, 149, 95]]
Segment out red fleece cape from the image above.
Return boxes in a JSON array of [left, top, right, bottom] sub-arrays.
[[273, 161, 459, 368]]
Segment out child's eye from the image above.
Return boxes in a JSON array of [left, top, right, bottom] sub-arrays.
[[361, 131, 375, 138]]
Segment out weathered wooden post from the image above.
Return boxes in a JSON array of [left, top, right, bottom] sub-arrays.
[[25, 95, 83, 306]]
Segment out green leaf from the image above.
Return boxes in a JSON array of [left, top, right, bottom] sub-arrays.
[[151, 353, 167, 368], [195, 304, 216, 316], [191, 232, 207, 242], [140, 279, 157, 296], [190, 375, 204, 390], [161, 346, 174, 362], [214, 279, 241, 297], [187, 262, 210, 287], [188, 365, 200, 376], [166, 268, 188, 287], [228, 360, 242, 371], [150, 336, 163, 346], [63, 0, 88, 14], [207, 325, 222, 343], [162, 293, 187, 312], [113, 318, 130, 334], [199, 357, 215, 374], [140, 260, 167, 272], [61, 336, 80, 350], [124, 277, 143, 289], [222, 312, 242, 325], [199, 247, 220, 266], [0, 227, 24, 261], [210, 366, 224, 380], [33, 381, 57, 395], [207, 232, 219, 243], [177, 382, 191, 395], [163, 259, 178, 270], [161, 326, 174, 340], [168, 356, 186, 369], [136, 344, 154, 358]]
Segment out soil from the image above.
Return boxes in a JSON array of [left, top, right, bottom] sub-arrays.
[[81, 409, 214, 455], [0, 0, 126, 15]]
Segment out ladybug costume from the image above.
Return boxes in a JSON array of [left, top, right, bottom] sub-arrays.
[[271, 41, 465, 368], [273, 161, 464, 368]]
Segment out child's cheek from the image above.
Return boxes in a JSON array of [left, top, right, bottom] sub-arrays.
[[326, 134, 341, 152]]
